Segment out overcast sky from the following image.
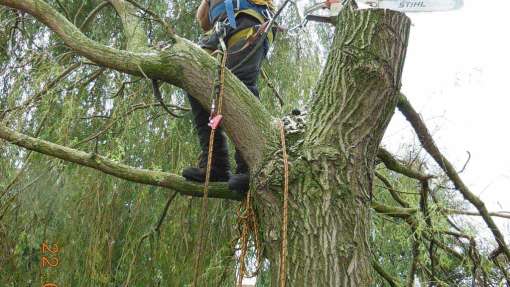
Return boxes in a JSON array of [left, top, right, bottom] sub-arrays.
[[382, 0, 510, 237]]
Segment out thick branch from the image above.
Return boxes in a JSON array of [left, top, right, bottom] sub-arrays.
[[0, 124, 241, 201], [398, 94, 510, 262], [0, 0, 277, 170], [371, 202, 416, 219], [378, 147, 431, 181]]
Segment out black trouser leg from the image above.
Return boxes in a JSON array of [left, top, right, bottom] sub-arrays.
[[184, 15, 269, 186], [183, 94, 230, 182], [225, 29, 268, 193], [226, 33, 268, 174]]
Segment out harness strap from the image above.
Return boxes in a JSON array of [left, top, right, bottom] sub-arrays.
[[209, 0, 271, 27], [225, 0, 238, 28], [227, 23, 274, 52]]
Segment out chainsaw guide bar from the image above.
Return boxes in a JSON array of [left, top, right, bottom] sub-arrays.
[[303, 0, 464, 24]]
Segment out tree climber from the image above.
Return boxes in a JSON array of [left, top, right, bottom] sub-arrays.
[[182, 0, 274, 194]]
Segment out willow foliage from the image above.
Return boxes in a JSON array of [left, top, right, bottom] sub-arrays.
[[0, 0, 507, 286]]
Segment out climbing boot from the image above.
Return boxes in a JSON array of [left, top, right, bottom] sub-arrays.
[[182, 148, 230, 182], [228, 150, 250, 194]]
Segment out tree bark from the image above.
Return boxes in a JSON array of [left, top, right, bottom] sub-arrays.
[[255, 5, 410, 286]]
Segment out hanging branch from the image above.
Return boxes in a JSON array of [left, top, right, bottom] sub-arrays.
[[406, 233, 420, 287], [123, 190, 178, 287], [74, 102, 187, 147], [419, 181, 437, 286], [1, 62, 82, 116]]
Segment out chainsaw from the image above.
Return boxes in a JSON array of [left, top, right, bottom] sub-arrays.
[[303, 0, 464, 24]]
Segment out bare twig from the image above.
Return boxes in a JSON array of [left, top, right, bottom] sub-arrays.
[[155, 191, 178, 233], [458, 151, 471, 174], [375, 171, 410, 208], [79, 2, 110, 31], [54, 0, 70, 19], [261, 67, 284, 107], [124, 0, 174, 35], [73, 1, 86, 25]]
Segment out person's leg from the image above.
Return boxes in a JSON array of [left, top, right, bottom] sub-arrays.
[[182, 94, 230, 182], [182, 15, 269, 189], [225, 19, 269, 193]]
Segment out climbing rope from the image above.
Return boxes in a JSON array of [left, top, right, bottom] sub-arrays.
[[278, 121, 290, 287], [192, 38, 228, 287], [237, 201, 250, 287], [236, 182, 263, 286], [236, 122, 289, 287]]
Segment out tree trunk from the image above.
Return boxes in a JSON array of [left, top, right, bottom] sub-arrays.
[[256, 6, 410, 286]]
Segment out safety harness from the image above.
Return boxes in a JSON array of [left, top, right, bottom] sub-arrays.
[[208, 0, 273, 29]]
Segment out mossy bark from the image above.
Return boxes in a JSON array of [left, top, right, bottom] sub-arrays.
[[255, 6, 410, 286]]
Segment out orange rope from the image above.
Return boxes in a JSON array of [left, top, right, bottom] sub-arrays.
[[237, 200, 249, 286], [236, 183, 263, 286], [192, 45, 228, 287], [278, 121, 289, 287]]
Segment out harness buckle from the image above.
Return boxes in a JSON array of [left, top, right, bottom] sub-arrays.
[[261, 8, 274, 21]]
